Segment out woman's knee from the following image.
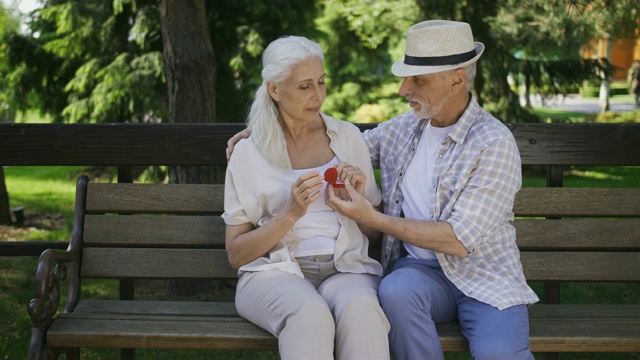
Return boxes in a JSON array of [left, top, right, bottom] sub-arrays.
[[338, 292, 387, 324], [293, 297, 335, 328]]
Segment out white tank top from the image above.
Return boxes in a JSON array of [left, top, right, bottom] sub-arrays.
[[291, 156, 341, 257]]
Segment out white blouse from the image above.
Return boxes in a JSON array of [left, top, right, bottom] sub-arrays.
[[223, 113, 383, 278]]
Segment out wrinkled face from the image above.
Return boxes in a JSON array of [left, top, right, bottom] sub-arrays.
[[399, 71, 452, 120], [269, 57, 326, 124]]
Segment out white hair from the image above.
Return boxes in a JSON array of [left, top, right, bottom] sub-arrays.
[[247, 36, 325, 168], [462, 62, 476, 90], [439, 62, 476, 91]]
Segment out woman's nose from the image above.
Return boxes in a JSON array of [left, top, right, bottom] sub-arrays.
[[313, 86, 325, 101]]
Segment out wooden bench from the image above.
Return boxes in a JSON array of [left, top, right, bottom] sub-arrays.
[[24, 123, 640, 359]]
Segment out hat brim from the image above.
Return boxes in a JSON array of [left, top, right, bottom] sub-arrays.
[[391, 42, 485, 77]]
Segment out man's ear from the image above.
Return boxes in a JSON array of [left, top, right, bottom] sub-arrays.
[[452, 68, 465, 86], [267, 81, 279, 102], [450, 68, 466, 91]]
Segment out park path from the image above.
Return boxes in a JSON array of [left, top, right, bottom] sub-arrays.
[[522, 93, 637, 114]]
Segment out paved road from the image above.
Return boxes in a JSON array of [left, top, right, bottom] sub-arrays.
[[521, 94, 638, 114]]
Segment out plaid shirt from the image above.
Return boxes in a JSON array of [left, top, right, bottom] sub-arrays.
[[363, 97, 539, 309]]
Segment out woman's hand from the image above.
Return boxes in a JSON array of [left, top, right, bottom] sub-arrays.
[[225, 171, 323, 269], [287, 171, 324, 218]]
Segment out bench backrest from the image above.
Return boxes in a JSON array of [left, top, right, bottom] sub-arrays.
[[74, 178, 640, 284], [78, 180, 233, 280], [514, 187, 640, 282]]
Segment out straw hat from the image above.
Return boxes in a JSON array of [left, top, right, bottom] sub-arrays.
[[392, 20, 484, 77]]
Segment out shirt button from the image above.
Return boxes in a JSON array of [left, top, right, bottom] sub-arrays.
[[395, 200, 399, 203], [438, 154, 444, 158], [447, 271, 452, 276], [468, 290, 473, 295]]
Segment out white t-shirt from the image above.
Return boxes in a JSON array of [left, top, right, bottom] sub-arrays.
[[401, 120, 453, 260], [291, 157, 341, 257]]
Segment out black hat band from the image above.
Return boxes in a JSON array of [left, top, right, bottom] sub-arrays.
[[404, 49, 477, 66]]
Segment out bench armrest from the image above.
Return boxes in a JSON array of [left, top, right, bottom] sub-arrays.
[[28, 175, 88, 329], [27, 247, 80, 329]]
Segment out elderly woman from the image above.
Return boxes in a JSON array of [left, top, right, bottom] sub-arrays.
[[222, 36, 390, 360]]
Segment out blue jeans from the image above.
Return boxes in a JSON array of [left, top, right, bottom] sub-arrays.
[[378, 257, 533, 360]]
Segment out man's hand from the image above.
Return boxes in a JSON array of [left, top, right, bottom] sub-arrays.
[[325, 181, 375, 224], [335, 162, 366, 196], [226, 129, 251, 162]]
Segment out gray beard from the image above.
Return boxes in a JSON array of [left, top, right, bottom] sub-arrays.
[[411, 91, 450, 120]]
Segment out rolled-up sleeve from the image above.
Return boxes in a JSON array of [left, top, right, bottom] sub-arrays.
[[221, 167, 251, 226]]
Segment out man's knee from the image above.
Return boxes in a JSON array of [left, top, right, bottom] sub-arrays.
[[378, 272, 424, 311]]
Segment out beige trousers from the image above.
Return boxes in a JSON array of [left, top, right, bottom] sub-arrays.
[[236, 255, 390, 360]]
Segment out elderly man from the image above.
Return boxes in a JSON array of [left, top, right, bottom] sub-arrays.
[[326, 20, 539, 360]]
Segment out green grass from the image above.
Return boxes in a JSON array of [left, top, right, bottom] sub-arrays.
[[4, 166, 84, 240], [14, 110, 52, 123], [531, 107, 594, 123], [523, 166, 640, 188]]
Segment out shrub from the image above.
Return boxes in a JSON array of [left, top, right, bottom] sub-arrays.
[[595, 110, 640, 123]]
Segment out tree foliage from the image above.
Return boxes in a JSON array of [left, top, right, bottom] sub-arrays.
[[0, 3, 20, 123], [205, 0, 320, 122], [1, 0, 639, 124], [4, 0, 165, 123]]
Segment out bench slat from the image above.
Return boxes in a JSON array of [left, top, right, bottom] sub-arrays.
[[68, 300, 239, 319], [3, 123, 640, 166], [84, 215, 226, 246], [46, 302, 640, 353], [511, 123, 640, 166], [47, 318, 278, 351], [528, 320, 640, 353], [514, 219, 640, 250], [86, 183, 225, 214], [81, 250, 640, 282], [514, 188, 640, 217], [81, 248, 237, 279], [66, 300, 640, 320], [521, 252, 640, 281], [83, 217, 640, 250]]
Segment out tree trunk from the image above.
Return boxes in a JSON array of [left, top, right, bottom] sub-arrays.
[[159, 0, 224, 184], [599, 32, 612, 113], [158, 0, 225, 295], [0, 105, 15, 224], [0, 167, 11, 225], [159, 0, 216, 125]]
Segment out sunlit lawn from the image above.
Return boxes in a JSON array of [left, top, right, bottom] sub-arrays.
[[4, 166, 83, 240], [14, 110, 52, 123], [523, 165, 640, 188]]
